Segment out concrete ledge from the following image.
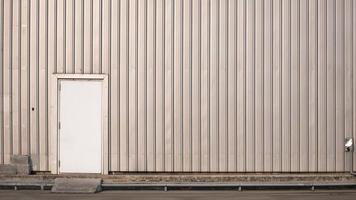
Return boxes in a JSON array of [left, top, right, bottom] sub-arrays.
[[103, 173, 356, 184], [51, 178, 102, 193], [0, 173, 355, 191], [1, 173, 356, 183]]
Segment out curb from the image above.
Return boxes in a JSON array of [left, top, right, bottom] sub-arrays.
[[100, 183, 356, 191], [1, 182, 356, 191], [0, 183, 53, 191]]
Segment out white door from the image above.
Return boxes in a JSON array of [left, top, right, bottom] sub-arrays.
[[59, 80, 102, 173]]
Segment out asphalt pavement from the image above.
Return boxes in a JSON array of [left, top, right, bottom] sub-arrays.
[[0, 190, 356, 200]]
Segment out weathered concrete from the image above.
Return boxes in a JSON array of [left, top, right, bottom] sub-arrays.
[[0, 165, 17, 175], [2, 190, 356, 200], [1, 173, 356, 190], [14, 165, 32, 175], [7, 155, 33, 175], [10, 155, 31, 165], [1, 173, 356, 184], [103, 173, 356, 184], [51, 178, 102, 193]]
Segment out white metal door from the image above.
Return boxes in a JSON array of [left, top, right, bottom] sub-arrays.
[[59, 80, 102, 173]]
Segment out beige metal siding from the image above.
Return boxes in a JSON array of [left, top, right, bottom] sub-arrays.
[[1, 0, 356, 172], [0, 0, 3, 166]]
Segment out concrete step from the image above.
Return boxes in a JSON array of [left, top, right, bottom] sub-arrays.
[[9, 155, 32, 175], [51, 178, 102, 193], [0, 165, 17, 175], [10, 155, 31, 165], [15, 165, 31, 175]]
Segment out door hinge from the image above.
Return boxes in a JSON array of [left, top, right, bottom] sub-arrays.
[[59, 160, 60, 168], [58, 122, 61, 130], [58, 83, 61, 92]]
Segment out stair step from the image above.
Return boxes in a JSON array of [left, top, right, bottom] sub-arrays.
[[0, 165, 17, 175], [10, 155, 31, 165], [51, 178, 102, 193]]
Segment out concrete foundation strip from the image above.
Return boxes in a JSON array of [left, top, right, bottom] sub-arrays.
[[1, 182, 356, 191]]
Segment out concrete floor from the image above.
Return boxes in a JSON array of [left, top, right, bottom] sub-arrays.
[[0, 190, 356, 200]]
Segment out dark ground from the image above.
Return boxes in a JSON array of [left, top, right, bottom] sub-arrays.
[[1, 190, 356, 200]]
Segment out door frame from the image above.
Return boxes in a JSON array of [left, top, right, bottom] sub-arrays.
[[49, 74, 109, 174]]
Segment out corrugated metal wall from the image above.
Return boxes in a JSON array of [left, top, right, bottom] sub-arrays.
[[1, 0, 356, 172]]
